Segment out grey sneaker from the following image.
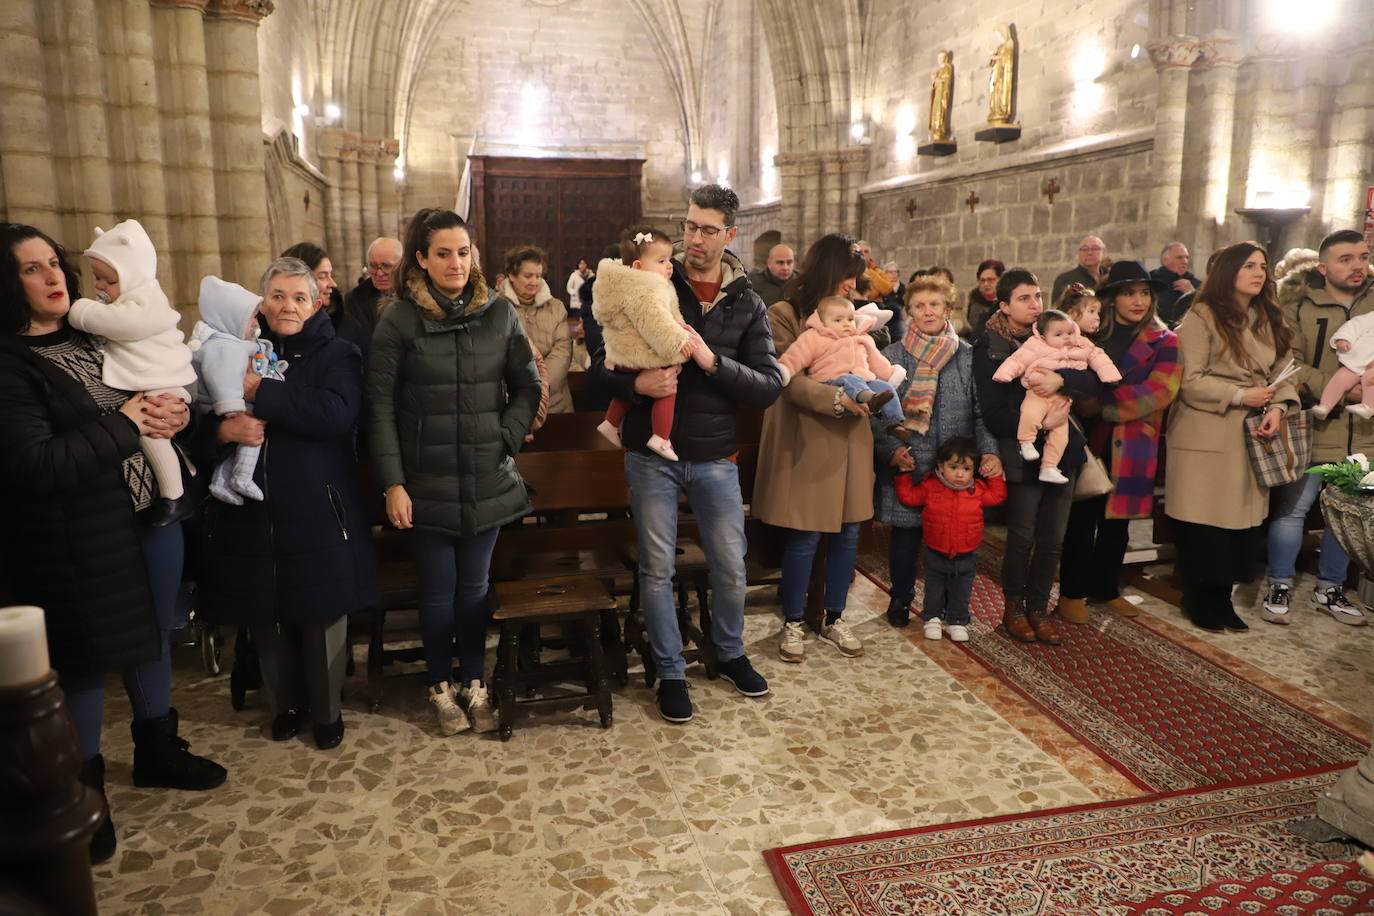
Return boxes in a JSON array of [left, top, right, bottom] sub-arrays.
[[819, 617, 864, 657], [428, 681, 470, 735], [460, 680, 498, 733], [1312, 587, 1369, 626], [1260, 583, 1291, 625], [778, 620, 806, 663]]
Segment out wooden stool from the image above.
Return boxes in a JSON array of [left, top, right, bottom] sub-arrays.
[[620, 539, 716, 687], [491, 576, 618, 740]]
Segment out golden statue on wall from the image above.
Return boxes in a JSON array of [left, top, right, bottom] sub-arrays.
[[919, 49, 958, 156], [929, 50, 954, 141], [976, 23, 1021, 143]]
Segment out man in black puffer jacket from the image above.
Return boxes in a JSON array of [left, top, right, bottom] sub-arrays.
[[590, 184, 782, 724]]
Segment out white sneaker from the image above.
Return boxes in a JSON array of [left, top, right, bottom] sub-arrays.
[[646, 434, 680, 461], [1019, 442, 1040, 461], [947, 625, 970, 642], [778, 619, 805, 663], [428, 681, 470, 735], [923, 618, 943, 640], [595, 419, 622, 447], [1312, 586, 1369, 626], [1039, 466, 1069, 484], [820, 618, 864, 656], [460, 680, 498, 733]]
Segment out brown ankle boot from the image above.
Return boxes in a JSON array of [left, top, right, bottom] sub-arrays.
[[1027, 611, 1063, 645], [1098, 596, 1139, 618], [1004, 612, 1036, 642]]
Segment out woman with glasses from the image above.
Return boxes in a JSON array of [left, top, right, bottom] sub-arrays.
[[966, 259, 1004, 341]]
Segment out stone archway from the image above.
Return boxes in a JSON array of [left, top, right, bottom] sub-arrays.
[[753, 229, 782, 268]]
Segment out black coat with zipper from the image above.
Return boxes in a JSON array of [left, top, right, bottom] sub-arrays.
[[0, 331, 160, 675], [194, 309, 377, 627]]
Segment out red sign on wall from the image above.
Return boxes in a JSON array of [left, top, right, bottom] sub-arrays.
[[1365, 187, 1374, 245]]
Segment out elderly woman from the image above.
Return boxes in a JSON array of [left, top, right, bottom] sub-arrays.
[[1058, 262, 1180, 624], [1165, 242, 1296, 631], [500, 245, 572, 413], [966, 259, 1004, 341], [754, 233, 873, 662], [0, 222, 225, 864], [281, 241, 371, 363], [369, 209, 540, 737], [196, 257, 377, 750], [872, 275, 1000, 630]]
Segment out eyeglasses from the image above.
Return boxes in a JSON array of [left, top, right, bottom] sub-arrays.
[[367, 261, 396, 272], [1079, 246, 1105, 253], [681, 220, 730, 239]]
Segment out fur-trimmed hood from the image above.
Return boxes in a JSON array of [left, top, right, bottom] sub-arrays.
[[404, 269, 491, 322]]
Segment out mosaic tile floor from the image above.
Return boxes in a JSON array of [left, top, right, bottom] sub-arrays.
[[89, 565, 1373, 915]]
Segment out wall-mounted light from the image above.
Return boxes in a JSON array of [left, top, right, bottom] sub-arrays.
[[1130, 43, 1142, 59], [325, 104, 341, 121], [690, 170, 702, 184], [393, 156, 405, 182], [849, 118, 873, 147], [294, 103, 311, 117]]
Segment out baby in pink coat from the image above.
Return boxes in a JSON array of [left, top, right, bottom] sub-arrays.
[[778, 297, 909, 435], [993, 309, 1122, 483]]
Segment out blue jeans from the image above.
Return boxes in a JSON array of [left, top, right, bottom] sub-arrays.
[[624, 451, 748, 681], [779, 522, 862, 622], [63, 521, 183, 760], [1265, 472, 1349, 589], [411, 526, 501, 685], [826, 375, 903, 426], [921, 546, 977, 625]]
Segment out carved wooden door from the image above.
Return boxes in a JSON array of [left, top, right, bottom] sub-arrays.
[[469, 157, 644, 297]]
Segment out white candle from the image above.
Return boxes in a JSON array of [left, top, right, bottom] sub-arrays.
[[0, 606, 50, 687]]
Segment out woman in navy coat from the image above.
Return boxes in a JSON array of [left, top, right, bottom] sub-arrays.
[[196, 257, 377, 749]]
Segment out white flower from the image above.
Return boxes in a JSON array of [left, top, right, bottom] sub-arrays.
[[1349, 453, 1370, 471], [1361, 471, 1374, 489]]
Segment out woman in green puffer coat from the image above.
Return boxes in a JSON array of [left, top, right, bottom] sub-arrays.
[[367, 208, 541, 736]]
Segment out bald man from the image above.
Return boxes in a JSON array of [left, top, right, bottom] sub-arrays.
[[748, 243, 795, 305], [1051, 236, 1106, 303], [344, 236, 403, 341]]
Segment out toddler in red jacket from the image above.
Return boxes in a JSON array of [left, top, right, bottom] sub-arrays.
[[895, 436, 1007, 642]]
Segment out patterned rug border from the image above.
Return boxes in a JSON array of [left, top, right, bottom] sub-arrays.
[[853, 562, 1368, 792], [764, 766, 1352, 916]]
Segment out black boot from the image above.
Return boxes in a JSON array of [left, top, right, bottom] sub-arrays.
[[885, 596, 911, 628], [142, 494, 196, 528], [131, 708, 227, 790], [78, 754, 115, 865], [1183, 588, 1225, 632], [1217, 586, 1249, 632]]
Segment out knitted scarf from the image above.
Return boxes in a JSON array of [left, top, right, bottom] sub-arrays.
[[983, 310, 1032, 347], [900, 321, 959, 434]]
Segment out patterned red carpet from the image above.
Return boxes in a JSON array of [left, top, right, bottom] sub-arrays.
[[764, 772, 1352, 916], [1123, 859, 1374, 915], [760, 527, 1369, 916], [854, 528, 1366, 792]]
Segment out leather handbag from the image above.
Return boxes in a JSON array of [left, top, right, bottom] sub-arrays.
[[1073, 445, 1114, 501]]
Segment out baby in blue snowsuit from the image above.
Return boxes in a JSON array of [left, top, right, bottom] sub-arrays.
[[189, 276, 288, 505]]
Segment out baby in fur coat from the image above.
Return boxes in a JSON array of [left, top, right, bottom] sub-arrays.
[[992, 308, 1122, 483], [592, 228, 694, 461]]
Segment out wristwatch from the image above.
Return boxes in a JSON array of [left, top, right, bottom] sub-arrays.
[[832, 388, 847, 417]]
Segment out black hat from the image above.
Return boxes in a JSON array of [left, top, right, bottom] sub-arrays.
[[1098, 259, 1168, 296]]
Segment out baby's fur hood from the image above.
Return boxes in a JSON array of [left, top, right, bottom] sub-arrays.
[[591, 258, 690, 369]]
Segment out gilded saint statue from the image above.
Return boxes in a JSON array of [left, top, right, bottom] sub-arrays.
[[928, 50, 954, 142], [987, 23, 1018, 127]]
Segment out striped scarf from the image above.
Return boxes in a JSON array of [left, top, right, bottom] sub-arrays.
[[900, 321, 960, 434]]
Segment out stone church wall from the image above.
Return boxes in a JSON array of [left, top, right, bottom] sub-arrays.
[[403, 0, 689, 221]]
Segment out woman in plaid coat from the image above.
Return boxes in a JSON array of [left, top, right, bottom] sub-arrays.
[[1058, 261, 1181, 624]]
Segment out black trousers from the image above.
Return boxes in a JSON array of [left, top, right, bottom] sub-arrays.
[[1169, 517, 1262, 622], [1001, 472, 1077, 616], [1059, 494, 1131, 601]]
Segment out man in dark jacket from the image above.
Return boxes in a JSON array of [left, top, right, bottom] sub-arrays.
[[1051, 236, 1106, 302], [590, 184, 782, 724], [1150, 242, 1201, 326], [747, 243, 794, 306], [343, 236, 401, 341]]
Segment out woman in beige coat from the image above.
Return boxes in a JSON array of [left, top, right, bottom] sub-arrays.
[[753, 234, 873, 663], [1165, 241, 1297, 632], [501, 245, 573, 413]]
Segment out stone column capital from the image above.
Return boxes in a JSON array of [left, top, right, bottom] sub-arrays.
[[1147, 38, 1203, 71], [316, 127, 347, 160], [205, 0, 275, 22]]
